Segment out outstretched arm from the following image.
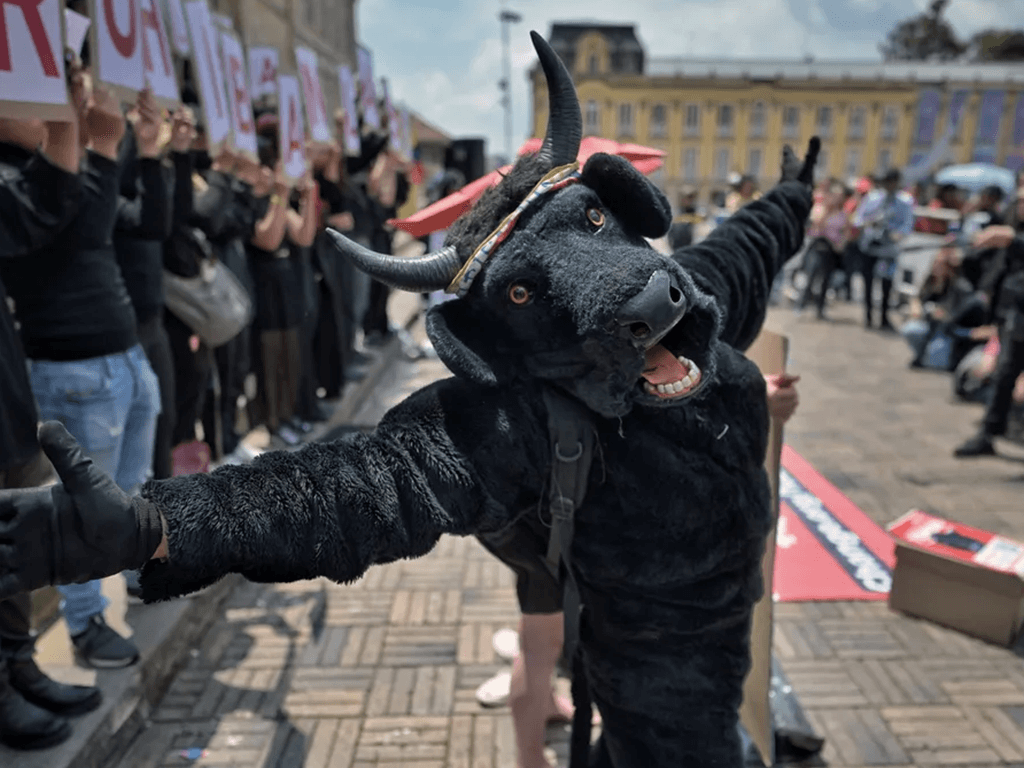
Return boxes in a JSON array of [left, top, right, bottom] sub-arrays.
[[672, 140, 818, 352]]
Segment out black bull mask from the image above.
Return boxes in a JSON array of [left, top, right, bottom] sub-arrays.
[[327, 31, 722, 418]]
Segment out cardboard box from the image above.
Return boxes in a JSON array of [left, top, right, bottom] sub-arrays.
[[887, 510, 1024, 647]]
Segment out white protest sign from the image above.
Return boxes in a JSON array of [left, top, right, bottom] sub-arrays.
[[278, 75, 307, 182], [90, 0, 145, 97], [0, 0, 72, 119], [399, 107, 412, 160], [248, 46, 277, 102], [336, 64, 360, 156], [140, 0, 178, 106], [381, 77, 402, 153], [220, 31, 256, 158], [356, 45, 379, 129], [64, 8, 90, 58], [295, 46, 331, 145], [183, 0, 230, 149], [210, 10, 230, 31], [163, 0, 189, 55]]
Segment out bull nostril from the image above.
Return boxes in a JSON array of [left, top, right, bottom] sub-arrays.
[[629, 322, 651, 340], [669, 285, 682, 304]]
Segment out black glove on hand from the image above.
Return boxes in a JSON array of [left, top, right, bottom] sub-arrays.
[[0, 422, 165, 599], [781, 136, 821, 186]]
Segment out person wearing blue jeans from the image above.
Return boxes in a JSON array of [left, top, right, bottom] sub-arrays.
[[0, 88, 165, 669]]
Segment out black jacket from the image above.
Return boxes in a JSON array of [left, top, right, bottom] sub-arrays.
[[0, 146, 80, 469], [139, 181, 811, 767]]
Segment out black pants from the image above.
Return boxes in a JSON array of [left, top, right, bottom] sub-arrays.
[[861, 256, 894, 327], [363, 280, 392, 337], [165, 311, 213, 446], [799, 241, 839, 316], [201, 325, 250, 459], [138, 315, 175, 479], [984, 310, 1024, 437]]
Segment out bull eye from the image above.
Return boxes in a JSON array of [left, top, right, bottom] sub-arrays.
[[586, 207, 605, 228], [508, 283, 533, 305]]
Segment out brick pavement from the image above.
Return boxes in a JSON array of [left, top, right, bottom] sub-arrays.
[[107, 301, 1024, 768]]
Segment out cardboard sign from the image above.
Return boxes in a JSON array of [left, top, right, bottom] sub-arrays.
[[739, 330, 788, 768], [183, 0, 230, 149], [0, 0, 73, 119], [64, 8, 90, 58], [140, 0, 178, 106], [248, 46, 277, 103], [90, 0, 145, 98], [220, 31, 255, 158], [278, 74, 307, 183], [336, 64, 360, 155], [356, 45, 379, 129], [163, 0, 189, 55], [295, 46, 331, 144]]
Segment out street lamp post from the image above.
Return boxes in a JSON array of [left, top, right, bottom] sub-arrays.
[[499, 9, 521, 161]]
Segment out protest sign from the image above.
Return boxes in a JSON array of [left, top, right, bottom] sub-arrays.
[[336, 64, 361, 155], [90, 0, 145, 98], [356, 45, 379, 129], [210, 10, 230, 31], [380, 77, 403, 157], [399, 107, 412, 160], [183, 0, 230, 150], [140, 0, 179, 107], [64, 8, 90, 60], [0, 0, 73, 119], [248, 46, 277, 103], [278, 74, 308, 183], [295, 46, 331, 144], [220, 30, 256, 158], [164, 0, 189, 55]]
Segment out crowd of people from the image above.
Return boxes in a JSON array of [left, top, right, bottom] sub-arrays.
[[0, 63, 412, 749]]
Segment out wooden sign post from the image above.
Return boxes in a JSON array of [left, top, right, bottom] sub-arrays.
[[183, 0, 230, 151], [90, 0, 145, 99], [0, 0, 73, 119], [220, 30, 256, 159], [140, 0, 179, 107], [295, 45, 331, 145], [278, 73, 307, 183]]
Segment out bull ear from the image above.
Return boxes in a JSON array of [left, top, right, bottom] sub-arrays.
[[425, 301, 500, 386], [581, 153, 672, 238]]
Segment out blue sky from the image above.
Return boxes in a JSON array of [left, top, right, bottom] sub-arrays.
[[358, 0, 1021, 159]]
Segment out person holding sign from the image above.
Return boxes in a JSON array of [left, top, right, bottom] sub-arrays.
[[0, 78, 161, 671]]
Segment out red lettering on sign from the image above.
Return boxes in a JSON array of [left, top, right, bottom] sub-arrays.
[[229, 56, 252, 134], [0, 0, 59, 76], [104, 0, 137, 59], [140, 0, 170, 75], [299, 64, 327, 131], [287, 93, 303, 158], [201, 26, 224, 117], [259, 57, 275, 85]]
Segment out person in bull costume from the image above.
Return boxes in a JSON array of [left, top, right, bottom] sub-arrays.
[[0, 33, 818, 767]]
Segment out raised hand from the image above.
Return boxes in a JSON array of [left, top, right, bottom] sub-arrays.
[[781, 136, 821, 187], [133, 88, 163, 158], [0, 423, 165, 600], [169, 106, 197, 153], [86, 84, 126, 160]]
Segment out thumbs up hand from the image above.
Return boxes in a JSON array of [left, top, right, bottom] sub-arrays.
[[0, 423, 166, 600]]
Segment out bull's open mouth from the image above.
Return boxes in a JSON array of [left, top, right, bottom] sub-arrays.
[[636, 312, 711, 402]]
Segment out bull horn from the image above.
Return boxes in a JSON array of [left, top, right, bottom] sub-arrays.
[[326, 229, 463, 293], [531, 31, 582, 167]]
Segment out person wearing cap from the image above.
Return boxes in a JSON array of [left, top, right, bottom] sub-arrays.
[[851, 168, 914, 330]]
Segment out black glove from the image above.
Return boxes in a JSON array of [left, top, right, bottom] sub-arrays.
[[0, 422, 165, 599], [781, 137, 821, 186]]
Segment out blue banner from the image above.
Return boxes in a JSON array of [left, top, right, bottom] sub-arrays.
[[915, 89, 942, 145], [948, 90, 970, 133], [1014, 93, 1024, 146], [975, 89, 1005, 144]]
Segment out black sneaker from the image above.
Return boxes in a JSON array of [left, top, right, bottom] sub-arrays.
[[954, 434, 996, 458], [7, 657, 101, 717], [0, 681, 70, 751], [70, 615, 139, 669]]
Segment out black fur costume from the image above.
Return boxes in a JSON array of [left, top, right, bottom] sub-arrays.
[[137, 34, 815, 767]]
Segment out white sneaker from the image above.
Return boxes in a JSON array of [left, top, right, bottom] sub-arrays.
[[492, 628, 520, 662], [475, 669, 511, 707]]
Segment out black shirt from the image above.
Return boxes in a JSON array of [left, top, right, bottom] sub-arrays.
[[0, 146, 138, 361]]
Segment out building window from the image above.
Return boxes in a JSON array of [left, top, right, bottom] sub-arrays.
[[782, 106, 800, 139], [847, 106, 866, 140], [748, 148, 762, 179], [650, 104, 667, 138], [618, 103, 634, 136], [749, 102, 765, 138], [815, 106, 832, 138], [588, 54, 599, 75], [714, 147, 730, 180], [877, 148, 893, 173], [844, 147, 861, 179], [682, 148, 698, 182], [684, 104, 700, 136], [717, 104, 734, 137], [881, 106, 898, 141], [585, 100, 600, 135]]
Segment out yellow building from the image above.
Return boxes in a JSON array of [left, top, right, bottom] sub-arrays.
[[531, 24, 1024, 209]]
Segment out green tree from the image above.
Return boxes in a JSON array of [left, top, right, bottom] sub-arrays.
[[968, 29, 1024, 61], [879, 0, 965, 61]]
